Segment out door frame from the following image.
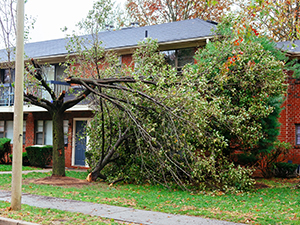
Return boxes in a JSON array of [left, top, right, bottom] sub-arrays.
[[72, 118, 90, 167]]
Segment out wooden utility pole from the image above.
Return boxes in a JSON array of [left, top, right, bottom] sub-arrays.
[[11, 0, 24, 211]]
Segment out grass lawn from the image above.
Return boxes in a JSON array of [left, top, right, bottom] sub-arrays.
[[0, 164, 37, 172], [0, 201, 131, 224], [0, 170, 300, 224]]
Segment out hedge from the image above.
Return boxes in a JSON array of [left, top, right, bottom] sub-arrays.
[[25, 145, 52, 168], [9, 152, 30, 166], [0, 138, 11, 164]]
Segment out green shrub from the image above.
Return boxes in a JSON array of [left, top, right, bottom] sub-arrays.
[[192, 155, 255, 192], [257, 141, 291, 178], [237, 153, 258, 166], [9, 152, 30, 166], [274, 162, 299, 178], [0, 138, 11, 164], [25, 145, 52, 168]]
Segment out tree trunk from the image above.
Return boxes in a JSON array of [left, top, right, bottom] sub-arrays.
[[52, 110, 65, 176], [87, 129, 130, 182]]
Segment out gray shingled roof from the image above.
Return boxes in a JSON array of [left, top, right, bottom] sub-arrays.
[[276, 40, 300, 54], [0, 18, 216, 62]]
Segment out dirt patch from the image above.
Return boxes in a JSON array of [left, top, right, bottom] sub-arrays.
[[27, 176, 90, 187], [254, 182, 270, 189], [281, 178, 300, 183]]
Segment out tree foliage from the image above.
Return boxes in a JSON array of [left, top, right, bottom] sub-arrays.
[[66, 15, 287, 191], [235, 0, 300, 41], [75, 0, 126, 34], [126, 0, 231, 26]]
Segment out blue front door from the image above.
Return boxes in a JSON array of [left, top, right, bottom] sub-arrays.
[[75, 120, 87, 166]]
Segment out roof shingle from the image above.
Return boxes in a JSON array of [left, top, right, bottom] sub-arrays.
[[0, 18, 217, 62]]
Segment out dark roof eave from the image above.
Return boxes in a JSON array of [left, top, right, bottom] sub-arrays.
[[33, 35, 216, 62], [109, 35, 216, 51], [5, 34, 217, 65]]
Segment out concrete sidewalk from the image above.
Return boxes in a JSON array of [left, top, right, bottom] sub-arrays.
[[0, 168, 88, 175], [0, 169, 52, 175], [0, 190, 244, 225], [0, 217, 39, 225]]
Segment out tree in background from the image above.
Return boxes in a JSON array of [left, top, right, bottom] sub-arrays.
[[126, 0, 231, 26], [0, 0, 16, 68], [0, 0, 35, 68], [75, 0, 127, 33], [235, 0, 300, 41]]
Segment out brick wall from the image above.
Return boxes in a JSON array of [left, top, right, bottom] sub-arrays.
[[121, 54, 133, 67], [21, 111, 93, 168], [278, 72, 300, 164], [25, 113, 35, 148]]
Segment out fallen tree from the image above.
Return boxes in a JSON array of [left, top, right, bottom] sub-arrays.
[[64, 18, 288, 191]]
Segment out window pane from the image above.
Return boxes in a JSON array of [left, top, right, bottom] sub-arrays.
[[55, 64, 67, 82], [23, 121, 26, 132], [23, 121, 26, 144], [36, 133, 43, 145], [177, 48, 194, 68], [297, 136, 300, 145], [296, 125, 300, 134], [3, 69, 14, 83], [0, 121, 4, 132], [162, 50, 176, 67], [63, 120, 68, 145], [296, 125, 300, 145], [37, 120, 43, 132], [44, 120, 53, 145], [6, 121, 13, 143], [63, 120, 68, 133], [42, 65, 55, 81]]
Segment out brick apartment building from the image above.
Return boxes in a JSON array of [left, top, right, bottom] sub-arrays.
[[276, 40, 300, 164], [1, 19, 299, 168], [0, 19, 216, 168]]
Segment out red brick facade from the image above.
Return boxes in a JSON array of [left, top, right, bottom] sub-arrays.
[[278, 72, 300, 164], [21, 111, 93, 168], [121, 54, 133, 67], [6, 49, 299, 169]]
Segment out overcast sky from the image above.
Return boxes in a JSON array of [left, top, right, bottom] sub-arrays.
[[25, 0, 126, 44]]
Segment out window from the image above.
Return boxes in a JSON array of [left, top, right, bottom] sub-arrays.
[[41, 66, 55, 100], [0, 69, 15, 84], [6, 121, 13, 142], [296, 125, 300, 145], [23, 121, 26, 144], [162, 47, 195, 71], [35, 120, 68, 146], [55, 64, 67, 82], [0, 69, 15, 106], [0, 121, 5, 138], [0, 121, 16, 143], [63, 120, 68, 146], [35, 120, 52, 145]]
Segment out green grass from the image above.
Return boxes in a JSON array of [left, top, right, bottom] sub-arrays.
[[1, 171, 300, 224], [0, 164, 37, 171], [0, 201, 130, 224]]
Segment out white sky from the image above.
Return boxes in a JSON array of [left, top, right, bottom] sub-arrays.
[[25, 0, 126, 44]]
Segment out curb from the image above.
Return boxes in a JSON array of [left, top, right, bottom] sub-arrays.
[[0, 217, 40, 225]]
